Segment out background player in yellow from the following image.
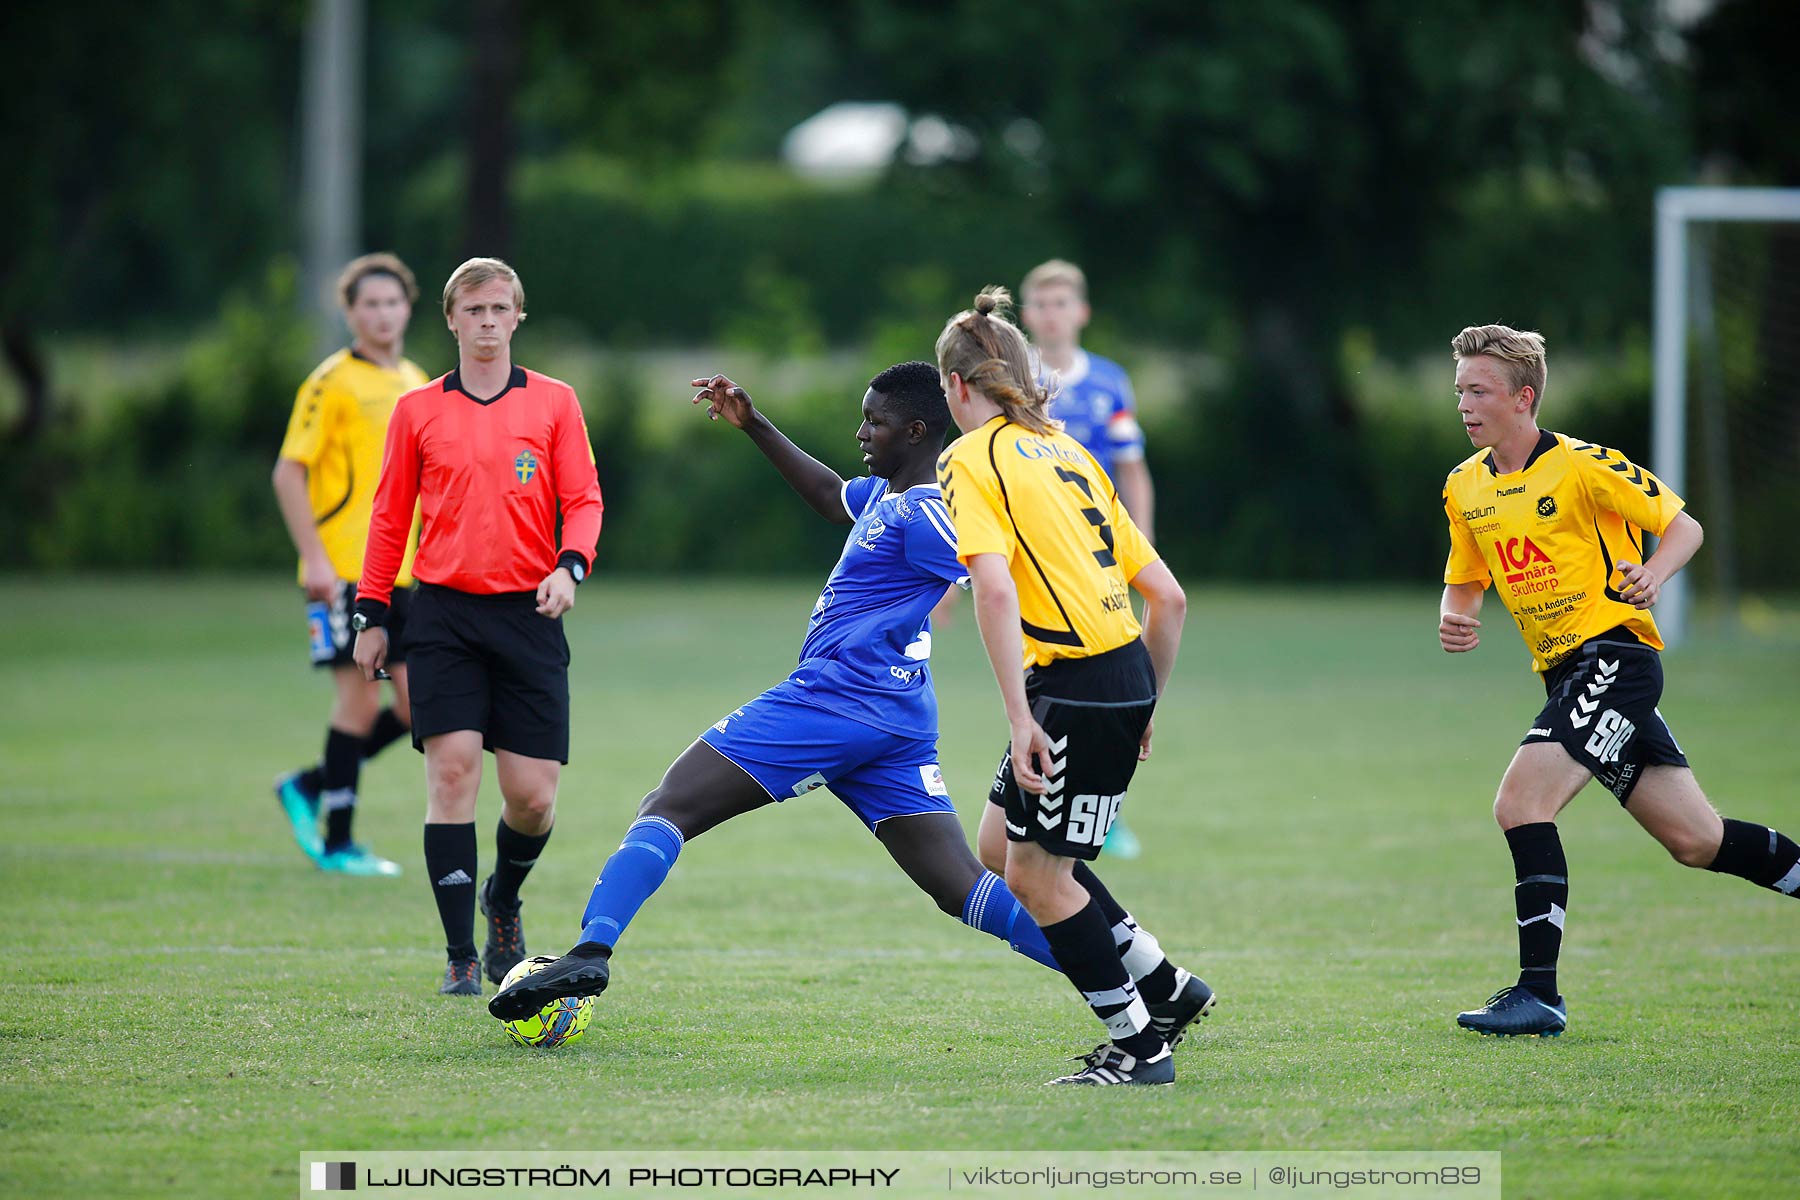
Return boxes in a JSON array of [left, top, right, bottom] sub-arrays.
[[1438, 323, 1799, 1037], [936, 288, 1212, 1085], [270, 254, 428, 876]]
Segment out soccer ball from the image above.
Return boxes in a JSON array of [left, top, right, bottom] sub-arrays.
[[495, 956, 594, 1048]]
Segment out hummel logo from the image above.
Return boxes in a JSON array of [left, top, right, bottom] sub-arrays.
[[1517, 903, 1566, 930], [1572, 658, 1620, 729], [435, 869, 473, 887], [1528, 727, 1554, 737]]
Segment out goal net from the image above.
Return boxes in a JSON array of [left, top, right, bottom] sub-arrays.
[[1652, 187, 1800, 644]]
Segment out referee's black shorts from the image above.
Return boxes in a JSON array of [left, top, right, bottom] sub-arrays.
[[405, 583, 571, 763], [990, 638, 1157, 860]]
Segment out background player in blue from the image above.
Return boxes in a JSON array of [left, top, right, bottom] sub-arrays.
[[1021, 257, 1155, 860], [491, 364, 1212, 1056], [1020, 259, 1154, 540]]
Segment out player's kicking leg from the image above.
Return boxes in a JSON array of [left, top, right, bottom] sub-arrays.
[[874, 809, 1064, 970], [487, 739, 773, 1021]]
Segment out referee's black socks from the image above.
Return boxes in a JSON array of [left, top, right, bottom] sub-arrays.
[[1709, 818, 1800, 897], [488, 817, 552, 911], [1506, 822, 1567, 1001], [424, 822, 479, 961]]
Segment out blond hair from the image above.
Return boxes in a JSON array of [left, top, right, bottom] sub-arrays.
[[1452, 324, 1547, 415], [1021, 258, 1087, 301], [336, 253, 418, 309], [442, 257, 527, 321], [935, 287, 1060, 437]]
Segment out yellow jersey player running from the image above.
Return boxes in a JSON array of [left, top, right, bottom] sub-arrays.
[[270, 254, 428, 876], [1439, 324, 1799, 1037]]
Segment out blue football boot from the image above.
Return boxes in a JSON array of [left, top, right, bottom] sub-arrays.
[[273, 770, 324, 862]]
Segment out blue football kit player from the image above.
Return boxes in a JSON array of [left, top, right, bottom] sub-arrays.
[[1021, 258, 1155, 861], [490, 364, 1212, 1056]]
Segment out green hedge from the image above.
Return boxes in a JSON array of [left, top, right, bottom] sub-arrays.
[[9, 274, 1782, 590]]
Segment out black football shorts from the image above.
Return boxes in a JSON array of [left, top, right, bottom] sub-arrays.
[[990, 639, 1157, 860], [405, 583, 571, 763], [1522, 633, 1688, 804]]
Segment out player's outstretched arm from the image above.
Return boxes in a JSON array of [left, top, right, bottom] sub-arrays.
[[1439, 582, 1485, 653], [691, 374, 850, 524]]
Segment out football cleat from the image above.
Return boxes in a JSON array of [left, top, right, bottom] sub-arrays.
[[1101, 817, 1142, 860], [316, 843, 402, 877], [1051, 1041, 1174, 1086], [487, 947, 611, 1022], [1147, 968, 1216, 1048], [273, 770, 324, 862], [479, 875, 526, 985], [440, 957, 482, 996], [1457, 985, 1567, 1037]]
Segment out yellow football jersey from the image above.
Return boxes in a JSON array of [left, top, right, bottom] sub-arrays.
[[277, 349, 427, 586], [1443, 431, 1686, 673], [937, 415, 1158, 668]]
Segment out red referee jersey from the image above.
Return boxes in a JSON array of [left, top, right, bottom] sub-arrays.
[[358, 366, 603, 604]]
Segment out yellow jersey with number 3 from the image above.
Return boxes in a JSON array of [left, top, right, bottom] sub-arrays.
[[1443, 430, 1686, 673], [278, 349, 427, 586], [937, 415, 1158, 668]]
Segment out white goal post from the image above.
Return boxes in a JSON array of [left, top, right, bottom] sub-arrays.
[[1651, 186, 1800, 646]]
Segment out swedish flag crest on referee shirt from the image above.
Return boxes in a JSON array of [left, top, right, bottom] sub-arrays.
[[514, 450, 538, 484]]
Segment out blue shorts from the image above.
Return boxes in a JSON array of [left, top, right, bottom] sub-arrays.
[[699, 679, 956, 832]]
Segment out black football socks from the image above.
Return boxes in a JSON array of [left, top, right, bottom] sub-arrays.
[[1709, 818, 1800, 896], [1072, 861, 1182, 1003], [319, 727, 364, 852], [362, 706, 409, 760], [1039, 897, 1163, 1059], [488, 817, 552, 910], [425, 822, 478, 961], [1506, 822, 1567, 1001]]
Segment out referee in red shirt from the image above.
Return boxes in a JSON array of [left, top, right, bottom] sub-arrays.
[[353, 257, 603, 997]]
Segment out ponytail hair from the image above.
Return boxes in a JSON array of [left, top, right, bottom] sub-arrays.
[[935, 286, 1060, 436]]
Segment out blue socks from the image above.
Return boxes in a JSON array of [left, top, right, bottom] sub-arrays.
[[579, 816, 684, 949], [961, 870, 1059, 971], [580, 821, 1060, 976]]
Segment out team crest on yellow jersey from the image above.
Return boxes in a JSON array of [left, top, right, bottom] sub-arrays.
[[515, 450, 538, 484]]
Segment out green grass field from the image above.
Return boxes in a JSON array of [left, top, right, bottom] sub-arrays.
[[2, 577, 1795, 1198]]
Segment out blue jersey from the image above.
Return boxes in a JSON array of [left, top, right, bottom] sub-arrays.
[[787, 474, 967, 738], [1044, 350, 1144, 476]]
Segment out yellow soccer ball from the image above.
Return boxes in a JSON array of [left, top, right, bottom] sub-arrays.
[[496, 956, 593, 1048]]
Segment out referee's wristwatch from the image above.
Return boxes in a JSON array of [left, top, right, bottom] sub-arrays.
[[557, 552, 588, 584], [350, 601, 387, 632]]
